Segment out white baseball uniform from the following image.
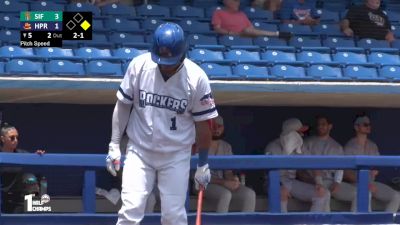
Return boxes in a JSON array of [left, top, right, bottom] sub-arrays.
[[303, 136, 357, 212], [265, 138, 330, 213], [116, 53, 218, 225], [344, 137, 400, 212]]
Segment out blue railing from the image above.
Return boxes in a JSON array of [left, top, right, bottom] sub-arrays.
[[0, 153, 399, 225]]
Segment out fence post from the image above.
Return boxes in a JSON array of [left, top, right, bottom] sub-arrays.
[[357, 169, 369, 212], [268, 170, 280, 213], [83, 170, 96, 213]]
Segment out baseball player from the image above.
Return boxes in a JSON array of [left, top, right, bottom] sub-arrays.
[[106, 22, 217, 225], [343, 115, 400, 212], [303, 115, 357, 212], [201, 116, 256, 213], [265, 118, 330, 213]]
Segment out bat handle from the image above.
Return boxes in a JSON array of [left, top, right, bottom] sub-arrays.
[[196, 186, 204, 225]]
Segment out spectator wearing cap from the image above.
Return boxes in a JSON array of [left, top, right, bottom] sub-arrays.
[[212, 0, 291, 39], [198, 115, 256, 213], [302, 115, 357, 212], [0, 123, 45, 213], [341, 0, 395, 42], [265, 118, 330, 213], [281, 0, 320, 25], [343, 115, 400, 212]]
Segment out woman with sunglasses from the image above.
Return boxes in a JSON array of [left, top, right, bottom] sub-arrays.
[[343, 115, 400, 212], [0, 123, 45, 213]]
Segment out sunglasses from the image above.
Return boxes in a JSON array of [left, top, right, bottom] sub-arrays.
[[8, 136, 18, 141]]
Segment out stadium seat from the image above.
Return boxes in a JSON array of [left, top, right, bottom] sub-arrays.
[[0, 29, 20, 45], [5, 59, 43, 75], [86, 60, 123, 76], [343, 65, 384, 81], [271, 64, 310, 80], [100, 3, 136, 16], [253, 22, 278, 32], [205, 6, 223, 18], [379, 65, 400, 80], [104, 18, 141, 33], [307, 64, 348, 80], [224, 49, 261, 63], [315, 9, 340, 22], [0, 15, 19, 29], [232, 64, 270, 80], [321, 2, 347, 12], [45, 60, 85, 76], [199, 63, 237, 80], [322, 37, 356, 48], [109, 33, 150, 49], [243, 7, 274, 20], [187, 34, 223, 49], [368, 52, 400, 65], [172, 6, 204, 18], [193, 0, 222, 8], [92, 19, 108, 32], [66, 2, 100, 16], [0, 1, 28, 13], [218, 36, 256, 50], [136, 4, 170, 17], [141, 18, 166, 31], [357, 38, 391, 49], [80, 33, 112, 48], [74, 47, 113, 60], [391, 40, 400, 49], [332, 51, 368, 64], [386, 10, 400, 23], [261, 50, 296, 63], [0, 46, 36, 59], [30, 1, 64, 11], [35, 47, 75, 60], [296, 51, 332, 63], [313, 24, 342, 36], [158, 0, 185, 7], [188, 49, 225, 63], [289, 36, 322, 48], [179, 19, 212, 34], [253, 37, 287, 48], [0, 61, 4, 74], [280, 24, 313, 35], [112, 48, 147, 61]]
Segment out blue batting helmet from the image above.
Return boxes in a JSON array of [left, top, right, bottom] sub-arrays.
[[151, 22, 187, 66]]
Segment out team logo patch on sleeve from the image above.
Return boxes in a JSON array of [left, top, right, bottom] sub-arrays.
[[200, 92, 215, 107]]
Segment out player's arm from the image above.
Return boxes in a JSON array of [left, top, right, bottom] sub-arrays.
[[195, 120, 212, 167]]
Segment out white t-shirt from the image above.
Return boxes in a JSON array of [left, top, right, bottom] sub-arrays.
[[117, 53, 218, 153]]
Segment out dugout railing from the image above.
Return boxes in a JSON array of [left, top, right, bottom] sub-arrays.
[[0, 153, 399, 225]]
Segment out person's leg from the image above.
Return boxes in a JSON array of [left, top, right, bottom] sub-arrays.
[[373, 181, 400, 212], [204, 183, 232, 213], [230, 185, 256, 212], [290, 179, 330, 212], [117, 151, 156, 225], [157, 152, 191, 225], [145, 189, 157, 213], [325, 181, 357, 212]]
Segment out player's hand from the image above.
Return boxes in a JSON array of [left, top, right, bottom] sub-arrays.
[[315, 184, 326, 197], [106, 143, 121, 177], [330, 182, 340, 194], [368, 183, 378, 194], [278, 31, 292, 40], [195, 163, 211, 190], [385, 31, 395, 43], [343, 27, 354, 37], [35, 149, 45, 155], [280, 186, 292, 200]]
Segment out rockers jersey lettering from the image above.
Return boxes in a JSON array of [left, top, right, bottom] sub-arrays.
[[117, 53, 217, 152]]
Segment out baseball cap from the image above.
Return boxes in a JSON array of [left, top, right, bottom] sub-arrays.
[[354, 116, 370, 125], [282, 118, 309, 134], [214, 116, 224, 126]]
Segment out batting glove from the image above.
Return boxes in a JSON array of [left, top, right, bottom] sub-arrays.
[[194, 163, 211, 190], [106, 143, 121, 177]]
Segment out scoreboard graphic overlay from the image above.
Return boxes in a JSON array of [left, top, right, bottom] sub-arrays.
[[20, 11, 92, 48]]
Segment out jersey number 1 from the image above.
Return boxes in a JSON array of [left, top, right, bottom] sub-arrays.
[[170, 117, 177, 130]]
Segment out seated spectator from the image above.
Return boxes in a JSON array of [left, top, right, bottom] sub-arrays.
[[281, 0, 319, 25], [198, 116, 256, 213], [265, 118, 330, 213], [340, 0, 395, 42], [212, 0, 291, 39], [302, 115, 356, 212], [0, 123, 45, 213], [252, 0, 282, 12], [343, 114, 400, 212]]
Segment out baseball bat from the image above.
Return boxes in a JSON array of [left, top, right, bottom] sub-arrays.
[[196, 186, 204, 225]]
